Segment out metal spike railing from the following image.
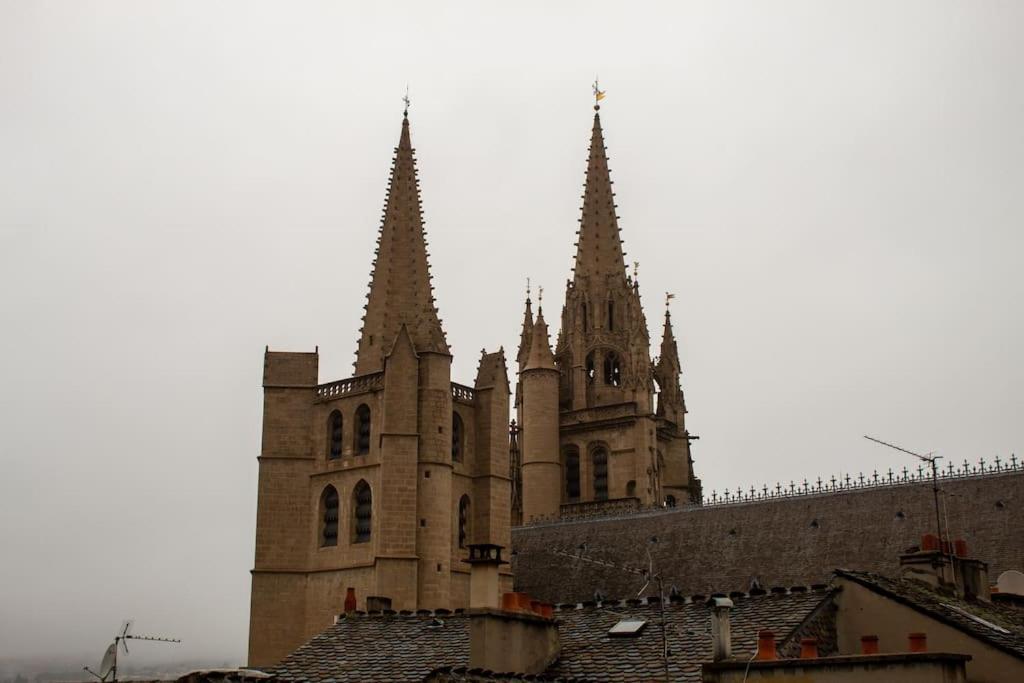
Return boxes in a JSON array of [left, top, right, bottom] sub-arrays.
[[703, 454, 1019, 508]]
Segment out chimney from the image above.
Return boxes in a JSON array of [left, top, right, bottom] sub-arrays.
[[707, 597, 734, 662], [755, 631, 777, 661], [909, 632, 928, 653], [900, 534, 990, 601], [344, 587, 357, 613], [464, 543, 506, 609], [799, 638, 818, 659], [464, 544, 560, 674], [861, 635, 879, 655]]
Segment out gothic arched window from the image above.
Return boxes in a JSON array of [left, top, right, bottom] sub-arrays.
[[458, 495, 471, 548], [603, 352, 622, 387], [353, 480, 372, 543], [321, 485, 339, 547], [452, 412, 464, 462], [564, 446, 581, 501], [592, 447, 609, 500], [607, 301, 614, 331], [327, 410, 343, 460], [355, 404, 371, 455], [586, 351, 597, 385], [581, 303, 588, 330]]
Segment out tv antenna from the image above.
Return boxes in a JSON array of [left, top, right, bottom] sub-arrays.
[[83, 620, 181, 683], [864, 435, 947, 554]]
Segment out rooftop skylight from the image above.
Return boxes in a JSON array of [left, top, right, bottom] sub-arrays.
[[608, 619, 647, 637]]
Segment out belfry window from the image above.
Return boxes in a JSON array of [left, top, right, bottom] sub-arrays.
[[458, 495, 471, 548], [452, 412, 464, 462], [564, 446, 581, 501], [355, 404, 371, 455], [607, 301, 614, 331], [327, 410, 343, 460], [603, 352, 622, 387], [586, 351, 596, 384], [353, 480, 372, 543], [593, 447, 609, 500], [581, 303, 588, 330], [321, 485, 339, 547]]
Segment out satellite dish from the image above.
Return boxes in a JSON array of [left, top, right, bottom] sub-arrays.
[[99, 643, 117, 679], [997, 570, 1024, 596]]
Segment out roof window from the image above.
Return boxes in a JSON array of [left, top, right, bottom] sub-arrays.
[[608, 619, 647, 637]]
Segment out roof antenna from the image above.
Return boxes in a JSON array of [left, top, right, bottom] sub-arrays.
[[82, 620, 181, 683], [864, 435, 951, 567]]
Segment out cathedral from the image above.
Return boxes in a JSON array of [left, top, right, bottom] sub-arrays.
[[248, 102, 700, 666]]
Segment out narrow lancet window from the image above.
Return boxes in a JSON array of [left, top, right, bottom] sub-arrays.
[[458, 495, 471, 548], [565, 447, 581, 501], [353, 480, 372, 543], [327, 410, 343, 459], [355, 404, 371, 455], [321, 486, 339, 547], [452, 412, 464, 462], [593, 448, 609, 500]]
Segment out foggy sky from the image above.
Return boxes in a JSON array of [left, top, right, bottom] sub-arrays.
[[1, 0, 1022, 668]]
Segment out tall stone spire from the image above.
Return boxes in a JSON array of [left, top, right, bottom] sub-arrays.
[[655, 307, 686, 421], [355, 113, 448, 375], [572, 111, 627, 284], [657, 309, 681, 377]]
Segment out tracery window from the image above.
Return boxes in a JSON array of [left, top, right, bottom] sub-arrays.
[[355, 404, 371, 455], [603, 352, 622, 387], [592, 447, 609, 500], [564, 446, 581, 501], [321, 485, 339, 547], [458, 495, 471, 548], [452, 412, 464, 462], [353, 480, 372, 543], [327, 410, 343, 460]]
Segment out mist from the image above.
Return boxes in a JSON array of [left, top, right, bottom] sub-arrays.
[[1, 0, 1021, 669]]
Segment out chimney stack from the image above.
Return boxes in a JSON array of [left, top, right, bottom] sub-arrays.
[[900, 534, 990, 601], [464, 544, 560, 674], [756, 631, 777, 661], [708, 597, 734, 662], [344, 587, 357, 613]]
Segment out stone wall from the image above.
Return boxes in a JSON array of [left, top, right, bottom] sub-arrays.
[[511, 470, 1024, 603]]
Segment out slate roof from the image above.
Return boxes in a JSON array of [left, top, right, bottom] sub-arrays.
[[270, 588, 834, 683], [512, 471, 1024, 604], [836, 570, 1024, 661]]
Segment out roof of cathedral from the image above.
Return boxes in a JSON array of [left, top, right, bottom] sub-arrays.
[[511, 470, 1024, 606], [572, 113, 627, 286], [524, 308, 557, 371], [268, 589, 834, 683], [836, 570, 1024, 661], [354, 113, 448, 375]]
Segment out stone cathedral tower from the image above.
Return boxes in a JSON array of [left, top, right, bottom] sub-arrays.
[[516, 106, 701, 523], [249, 112, 512, 667]]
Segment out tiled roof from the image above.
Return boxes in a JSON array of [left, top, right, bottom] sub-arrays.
[[836, 570, 1024, 661], [270, 589, 834, 683]]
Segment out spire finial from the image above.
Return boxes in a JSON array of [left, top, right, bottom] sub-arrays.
[[592, 77, 606, 111], [538, 285, 544, 306], [665, 292, 676, 311], [526, 277, 531, 302], [402, 85, 411, 118], [633, 260, 639, 281]]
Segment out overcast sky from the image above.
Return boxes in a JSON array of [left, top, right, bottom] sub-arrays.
[[1, 0, 1022, 668]]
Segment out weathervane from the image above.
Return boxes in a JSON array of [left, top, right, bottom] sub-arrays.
[[402, 85, 411, 117], [633, 260, 639, 280], [665, 292, 675, 310], [526, 277, 531, 301], [538, 285, 544, 306], [593, 78, 606, 109]]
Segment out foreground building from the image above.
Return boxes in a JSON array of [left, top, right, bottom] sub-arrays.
[[248, 112, 512, 667]]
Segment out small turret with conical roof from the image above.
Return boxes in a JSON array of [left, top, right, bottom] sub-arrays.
[[519, 302, 561, 522]]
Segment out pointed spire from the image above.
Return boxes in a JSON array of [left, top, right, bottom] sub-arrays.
[[572, 111, 627, 284], [516, 283, 534, 370], [524, 307, 556, 371], [355, 113, 448, 375], [659, 308, 681, 374]]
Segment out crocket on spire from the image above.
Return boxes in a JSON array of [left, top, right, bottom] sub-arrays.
[[354, 112, 448, 375], [572, 111, 628, 285]]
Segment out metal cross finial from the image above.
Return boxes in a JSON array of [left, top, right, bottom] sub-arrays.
[[526, 277, 531, 301], [665, 292, 675, 310], [402, 85, 411, 116], [593, 78, 606, 107], [538, 285, 544, 305], [633, 261, 639, 280]]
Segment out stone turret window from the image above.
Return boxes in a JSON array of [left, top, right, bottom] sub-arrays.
[[353, 480, 372, 543], [564, 446, 581, 501], [355, 404, 371, 455], [321, 485, 339, 547], [327, 410, 343, 460], [603, 352, 622, 387], [452, 412, 464, 462], [593, 447, 609, 500], [458, 495, 471, 548]]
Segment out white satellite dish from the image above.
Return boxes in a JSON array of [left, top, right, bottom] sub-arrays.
[[83, 619, 179, 683], [98, 643, 117, 679], [997, 569, 1024, 596]]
